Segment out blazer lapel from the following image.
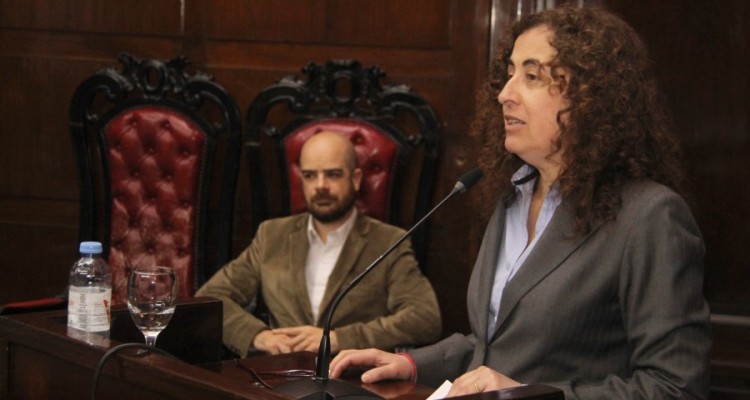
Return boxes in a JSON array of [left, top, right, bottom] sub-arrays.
[[474, 201, 508, 343], [288, 217, 315, 323], [492, 202, 600, 337]]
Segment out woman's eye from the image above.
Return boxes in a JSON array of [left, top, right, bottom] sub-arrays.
[[526, 74, 537, 81]]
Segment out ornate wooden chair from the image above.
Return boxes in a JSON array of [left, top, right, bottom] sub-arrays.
[[245, 59, 440, 265], [4, 53, 241, 312], [66, 53, 242, 305]]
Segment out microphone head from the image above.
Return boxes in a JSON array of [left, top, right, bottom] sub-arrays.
[[454, 168, 484, 193]]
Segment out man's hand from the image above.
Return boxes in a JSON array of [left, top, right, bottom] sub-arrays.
[[252, 330, 294, 354], [447, 366, 521, 397], [272, 326, 339, 353]]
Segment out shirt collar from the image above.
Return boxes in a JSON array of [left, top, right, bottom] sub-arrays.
[[511, 164, 539, 196], [306, 208, 358, 245], [511, 164, 561, 203]]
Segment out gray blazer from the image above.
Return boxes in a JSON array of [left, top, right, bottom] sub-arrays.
[[410, 180, 711, 399]]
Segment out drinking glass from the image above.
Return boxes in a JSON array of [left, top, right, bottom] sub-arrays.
[[127, 266, 178, 347]]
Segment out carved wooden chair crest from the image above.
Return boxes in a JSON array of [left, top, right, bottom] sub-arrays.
[[246, 59, 440, 264]]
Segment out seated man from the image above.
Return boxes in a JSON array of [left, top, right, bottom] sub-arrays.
[[197, 131, 442, 357]]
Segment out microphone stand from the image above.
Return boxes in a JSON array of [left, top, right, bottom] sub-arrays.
[[273, 169, 482, 400]]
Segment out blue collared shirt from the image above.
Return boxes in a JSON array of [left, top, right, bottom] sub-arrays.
[[487, 165, 562, 336]]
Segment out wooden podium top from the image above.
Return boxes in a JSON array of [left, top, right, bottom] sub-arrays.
[[0, 297, 562, 400], [227, 352, 562, 400]]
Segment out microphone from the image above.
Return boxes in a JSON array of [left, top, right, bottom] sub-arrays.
[[273, 168, 483, 400]]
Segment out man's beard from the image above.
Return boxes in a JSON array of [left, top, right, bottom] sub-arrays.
[[307, 189, 357, 223]]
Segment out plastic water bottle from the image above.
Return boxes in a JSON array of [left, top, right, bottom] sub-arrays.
[[67, 241, 112, 332]]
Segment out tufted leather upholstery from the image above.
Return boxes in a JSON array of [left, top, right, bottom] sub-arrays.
[[69, 53, 241, 307], [0, 53, 240, 315], [245, 59, 439, 266], [282, 120, 398, 221], [106, 107, 205, 304]]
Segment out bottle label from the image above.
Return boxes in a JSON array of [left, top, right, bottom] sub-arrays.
[[67, 286, 112, 332]]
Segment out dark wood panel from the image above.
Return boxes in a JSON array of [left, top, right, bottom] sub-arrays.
[[687, 148, 750, 310], [425, 0, 492, 335], [0, 339, 6, 399], [202, 42, 454, 77], [562, 1, 750, 396], [600, 0, 750, 309], [188, 0, 451, 48], [0, 30, 182, 60], [0, 0, 182, 36], [711, 314, 750, 398], [0, 198, 77, 226], [0, 55, 80, 199], [0, 222, 77, 305], [0, 199, 78, 304]]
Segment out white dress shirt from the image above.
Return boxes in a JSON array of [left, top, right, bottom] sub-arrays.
[[304, 210, 357, 323]]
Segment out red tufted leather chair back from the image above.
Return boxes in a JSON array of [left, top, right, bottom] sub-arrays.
[[70, 53, 241, 306], [282, 120, 398, 221], [104, 107, 205, 304], [246, 60, 440, 266]]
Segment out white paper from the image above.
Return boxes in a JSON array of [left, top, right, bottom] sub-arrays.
[[426, 380, 453, 400]]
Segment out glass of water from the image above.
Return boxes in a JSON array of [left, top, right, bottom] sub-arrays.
[[127, 266, 178, 347]]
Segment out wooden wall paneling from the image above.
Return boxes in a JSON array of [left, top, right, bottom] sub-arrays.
[[194, 0, 451, 48], [0, 338, 6, 400], [419, 0, 494, 335], [0, 0, 185, 304], [1, 55, 89, 199], [711, 314, 750, 398], [0, 30, 183, 63], [323, 1, 451, 48], [0, 225, 77, 305], [190, 0, 329, 44], [600, 0, 750, 312], [0, 198, 78, 304], [0, 0, 183, 36], [593, 0, 750, 396]]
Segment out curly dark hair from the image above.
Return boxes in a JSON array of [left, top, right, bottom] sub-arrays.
[[471, 5, 685, 235]]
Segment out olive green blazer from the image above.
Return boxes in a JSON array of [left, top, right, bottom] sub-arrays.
[[197, 212, 441, 357]]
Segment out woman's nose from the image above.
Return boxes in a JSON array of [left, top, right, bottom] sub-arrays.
[[497, 77, 516, 105]]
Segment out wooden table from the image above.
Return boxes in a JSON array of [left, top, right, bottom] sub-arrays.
[[0, 297, 562, 400], [1, 297, 286, 400]]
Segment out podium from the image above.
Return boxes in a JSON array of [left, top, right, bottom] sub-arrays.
[[0, 298, 562, 400], [232, 352, 562, 400]]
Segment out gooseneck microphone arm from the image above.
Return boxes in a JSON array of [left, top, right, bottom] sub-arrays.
[[315, 167, 484, 380]]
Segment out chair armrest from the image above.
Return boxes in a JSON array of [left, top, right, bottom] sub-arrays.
[[0, 296, 67, 315]]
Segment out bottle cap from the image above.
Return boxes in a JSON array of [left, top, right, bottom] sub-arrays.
[[79, 241, 103, 254]]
